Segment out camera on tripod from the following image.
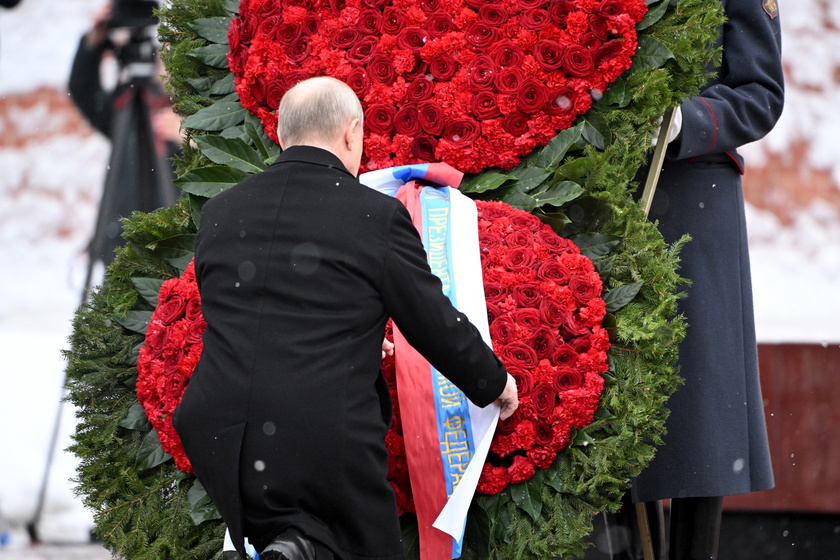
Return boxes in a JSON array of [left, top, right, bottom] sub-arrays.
[[106, 0, 161, 79]]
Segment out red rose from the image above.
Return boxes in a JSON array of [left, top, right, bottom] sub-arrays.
[[545, 85, 576, 116], [569, 275, 601, 305], [403, 57, 429, 81], [598, 0, 624, 16], [587, 14, 611, 41], [407, 75, 435, 103], [442, 118, 480, 148], [553, 366, 584, 390], [368, 55, 397, 84], [478, 5, 509, 26], [552, 343, 579, 367], [357, 9, 382, 35], [501, 246, 536, 271], [184, 296, 202, 322], [285, 38, 311, 64], [185, 319, 206, 345], [512, 282, 542, 307], [483, 281, 509, 304], [595, 39, 624, 64], [465, 21, 497, 50], [510, 367, 533, 398], [489, 315, 518, 345], [512, 308, 541, 331], [539, 296, 571, 328], [515, 77, 549, 114], [536, 259, 571, 284], [410, 134, 437, 160], [529, 326, 559, 360], [506, 228, 535, 247], [532, 39, 565, 71], [495, 67, 525, 95], [424, 12, 455, 38], [429, 54, 459, 81], [467, 54, 497, 91], [228, 17, 242, 52], [418, 102, 445, 135], [500, 341, 538, 370], [303, 14, 320, 35], [532, 382, 557, 417], [419, 0, 441, 12], [519, 9, 551, 31], [517, 0, 550, 8], [278, 22, 306, 46], [535, 228, 574, 254], [471, 91, 502, 120], [485, 301, 502, 323], [362, 0, 389, 7], [346, 67, 371, 98], [330, 27, 361, 49], [508, 455, 536, 484], [532, 421, 556, 448], [394, 105, 422, 136], [365, 103, 397, 135], [396, 27, 428, 52], [257, 15, 282, 39], [489, 40, 524, 69], [562, 44, 595, 78], [381, 6, 405, 34], [157, 294, 187, 325], [561, 313, 594, 338], [479, 230, 503, 249], [346, 36, 378, 65]]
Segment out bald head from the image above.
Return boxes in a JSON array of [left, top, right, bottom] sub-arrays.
[[277, 77, 364, 150]]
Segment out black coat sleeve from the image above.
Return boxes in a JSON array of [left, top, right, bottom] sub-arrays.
[[379, 203, 507, 408], [68, 36, 114, 137], [672, 0, 784, 159]]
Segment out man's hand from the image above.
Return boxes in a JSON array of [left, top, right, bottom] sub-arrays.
[[381, 338, 394, 360], [495, 373, 519, 421]]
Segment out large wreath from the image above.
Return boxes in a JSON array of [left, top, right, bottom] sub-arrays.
[[65, 0, 723, 558]]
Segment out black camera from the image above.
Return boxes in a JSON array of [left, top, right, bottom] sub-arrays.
[[107, 0, 159, 29]]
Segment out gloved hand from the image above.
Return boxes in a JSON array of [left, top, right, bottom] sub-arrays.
[[651, 106, 683, 147]]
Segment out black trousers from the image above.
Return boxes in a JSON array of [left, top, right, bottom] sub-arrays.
[[583, 495, 723, 560]]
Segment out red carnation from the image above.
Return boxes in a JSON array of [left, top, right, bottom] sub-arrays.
[[508, 455, 536, 484]]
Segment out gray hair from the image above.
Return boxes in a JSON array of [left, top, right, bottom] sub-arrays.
[[277, 77, 364, 147]]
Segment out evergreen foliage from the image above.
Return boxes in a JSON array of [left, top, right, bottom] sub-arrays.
[[64, 0, 724, 558]]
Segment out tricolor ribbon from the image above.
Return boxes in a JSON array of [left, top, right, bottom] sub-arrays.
[[361, 163, 499, 560]]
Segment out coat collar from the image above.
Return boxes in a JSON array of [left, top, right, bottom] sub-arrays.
[[274, 145, 356, 179]]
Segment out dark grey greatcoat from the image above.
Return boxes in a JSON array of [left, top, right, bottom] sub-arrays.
[[631, 0, 784, 502], [173, 146, 507, 559]]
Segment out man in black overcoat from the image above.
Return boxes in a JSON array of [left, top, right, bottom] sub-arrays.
[[173, 77, 519, 560], [610, 1, 785, 559]]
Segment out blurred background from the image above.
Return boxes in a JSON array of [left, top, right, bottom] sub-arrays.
[[0, 0, 837, 558]]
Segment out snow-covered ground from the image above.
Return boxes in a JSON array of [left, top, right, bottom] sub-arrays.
[[0, 0, 837, 549]]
